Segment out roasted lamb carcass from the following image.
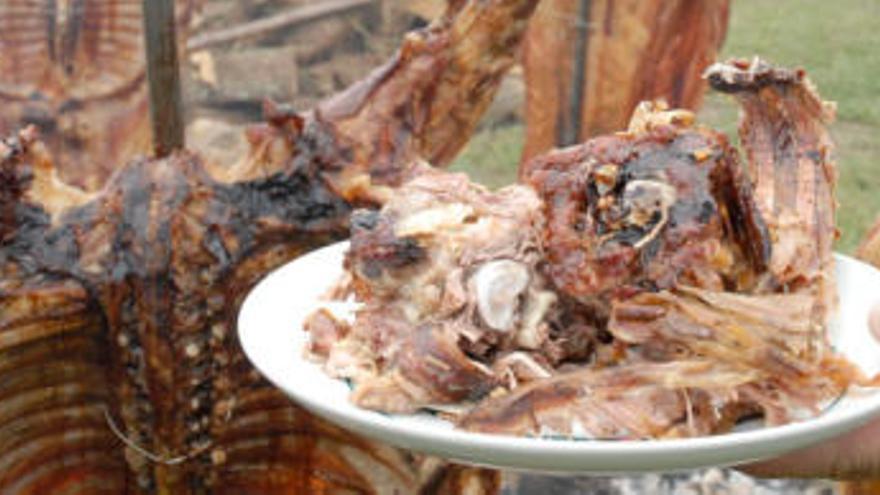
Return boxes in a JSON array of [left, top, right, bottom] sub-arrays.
[[0, 0, 540, 493]]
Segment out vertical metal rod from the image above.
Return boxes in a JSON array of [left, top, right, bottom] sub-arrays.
[[142, 0, 184, 157], [558, 0, 591, 147]]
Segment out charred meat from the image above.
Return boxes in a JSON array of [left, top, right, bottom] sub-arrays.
[[523, 100, 769, 305]]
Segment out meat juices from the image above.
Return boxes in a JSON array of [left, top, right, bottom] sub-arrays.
[[306, 59, 866, 439]]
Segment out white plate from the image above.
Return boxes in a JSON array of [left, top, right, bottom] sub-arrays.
[[238, 241, 880, 473]]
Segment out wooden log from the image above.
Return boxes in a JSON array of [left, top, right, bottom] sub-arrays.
[[187, 0, 374, 51], [521, 0, 730, 163], [188, 46, 299, 104]]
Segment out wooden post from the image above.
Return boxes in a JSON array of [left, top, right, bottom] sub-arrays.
[[143, 0, 185, 157], [558, 0, 591, 147]]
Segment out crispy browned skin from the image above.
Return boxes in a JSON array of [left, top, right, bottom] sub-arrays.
[[523, 102, 769, 305], [521, 0, 730, 161], [706, 58, 838, 336], [0, 1, 201, 191], [0, 1, 540, 493]]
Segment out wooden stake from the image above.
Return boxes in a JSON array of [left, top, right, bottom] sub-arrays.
[[558, 0, 592, 147], [143, 0, 185, 157]]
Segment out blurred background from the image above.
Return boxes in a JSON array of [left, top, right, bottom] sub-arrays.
[[1, 0, 877, 493], [2, 0, 875, 252], [179, 0, 879, 255], [455, 0, 879, 255]]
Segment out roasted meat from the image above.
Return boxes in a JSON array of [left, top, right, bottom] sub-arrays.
[[311, 58, 864, 441], [461, 360, 755, 438], [523, 100, 769, 305], [311, 168, 558, 413], [705, 58, 839, 333], [0, 0, 540, 493], [461, 288, 860, 439], [462, 59, 850, 438]]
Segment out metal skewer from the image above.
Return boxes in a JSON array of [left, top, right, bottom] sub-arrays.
[[142, 0, 185, 157]]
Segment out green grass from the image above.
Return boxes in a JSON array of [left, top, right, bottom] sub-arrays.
[[452, 0, 880, 253], [448, 125, 524, 189], [718, 0, 880, 126], [708, 0, 880, 252]]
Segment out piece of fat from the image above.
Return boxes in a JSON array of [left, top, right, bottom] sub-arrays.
[[394, 202, 475, 237]]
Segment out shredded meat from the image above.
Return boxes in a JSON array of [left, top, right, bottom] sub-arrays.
[[306, 58, 868, 440], [460, 360, 754, 438], [307, 168, 556, 413]]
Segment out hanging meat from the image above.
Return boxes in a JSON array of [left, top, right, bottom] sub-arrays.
[[0, 0, 539, 493], [0, 0, 203, 191], [307, 58, 865, 440], [520, 0, 730, 161]]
